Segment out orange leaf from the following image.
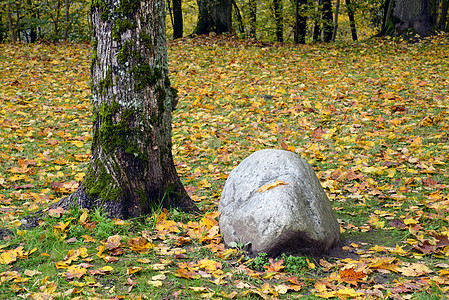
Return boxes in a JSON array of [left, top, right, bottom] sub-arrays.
[[264, 258, 285, 272], [104, 235, 121, 250], [338, 267, 367, 286]]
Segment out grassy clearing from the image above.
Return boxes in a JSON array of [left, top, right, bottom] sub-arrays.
[[0, 34, 448, 299]]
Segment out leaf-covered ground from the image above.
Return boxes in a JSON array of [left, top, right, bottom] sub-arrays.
[[0, 35, 448, 299]]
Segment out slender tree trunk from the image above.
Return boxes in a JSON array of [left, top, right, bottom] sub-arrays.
[[393, 0, 432, 37], [7, 1, 16, 42], [249, 0, 256, 37], [55, 0, 198, 218], [294, 0, 307, 44], [313, 0, 322, 42], [232, 0, 245, 34], [273, 0, 283, 42], [331, 0, 340, 41], [53, 0, 61, 42], [439, 0, 448, 30], [194, 0, 232, 35], [345, 0, 357, 40], [64, 0, 70, 41], [322, 0, 333, 42], [173, 0, 183, 39]]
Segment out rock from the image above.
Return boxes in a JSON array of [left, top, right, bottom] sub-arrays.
[[218, 149, 340, 257]]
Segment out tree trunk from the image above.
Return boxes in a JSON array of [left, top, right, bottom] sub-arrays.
[[53, 0, 61, 42], [173, 0, 183, 39], [345, 0, 357, 41], [313, 0, 322, 42], [7, 1, 16, 42], [194, 0, 232, 35], [55, 0, 198, 218], [322, 0, 333, 42], [232, 0, 245, 35], [64, 0, 70, 41], [331, 0, 340, 41], [393, 0, 432, 37], [438, 0, 448, 30], [273, 0, 283, 42], [249, 0, 256, 37], [428, 0, 437, 25], [294, 0, 307, 44]]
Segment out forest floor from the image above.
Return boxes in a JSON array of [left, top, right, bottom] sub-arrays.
[[0, 34, 448, 299]]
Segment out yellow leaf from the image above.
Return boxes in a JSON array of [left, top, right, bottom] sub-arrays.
[[147, 280, 163, 287], [127, 267, 142, 275], [101, 266, 113, 272], [65, 265, 87, 279], [151, 273, 167, 280], [74, 172, 85, 182], [257, 179, 289, 193], [404, 218, 419, 225], [197, 179, 211, 188], [24, 269, 42, 276], [198, 258, 222, 271], [0, 248, 19, 264], [72, 141, 84, 148], [79, 210, 88, 224]]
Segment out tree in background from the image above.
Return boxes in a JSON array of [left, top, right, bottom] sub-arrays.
[[194, 0, 232, 35], [1, 0, 90, 42], [393, 0, 432, 37], [55, 0, 198, 218], [273, 0, 283, 42], [345, 0, 357, 41], [322, 0, 333, 42], [167, 0, 183, 39], [294, 0, 307, 43]]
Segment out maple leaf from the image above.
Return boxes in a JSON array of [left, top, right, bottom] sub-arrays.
[[264, 258, 285, 272], [127, 236, 155, 253], [338, 267, 367, 286], [104, 235, 121, 250]]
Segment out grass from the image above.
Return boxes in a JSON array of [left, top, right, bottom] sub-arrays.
[[0, 34, 448, 298]]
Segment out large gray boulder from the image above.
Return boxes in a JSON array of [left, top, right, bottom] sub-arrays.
[[218, 149, 339, 257]]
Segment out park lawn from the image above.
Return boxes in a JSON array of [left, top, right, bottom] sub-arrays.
[[0, 34, 448, 299]]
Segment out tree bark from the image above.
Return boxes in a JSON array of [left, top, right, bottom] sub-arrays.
[[232, 0, 245, 35], [273, 0, 283, 42], [393, 0, 432, 37], [53, 0, 61, 42], [194, 0, 232, 35], [313, 0, 322, 42], [64, 0, 70, 41], [322, 0, 333, 42], [249, 0, 257, 37], [55, 0, 198, 219], [331, 0, 340, 41], [7, 1, 16, 42], [294, 0, 307, 44], [438, 0, 448, 30], [173, 0, 183, 39], [345, 0, 357, 41]]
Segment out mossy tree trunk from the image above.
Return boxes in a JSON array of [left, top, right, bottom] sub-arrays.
[[56, 0, 198, 218], [194, 0, 232, 35]]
